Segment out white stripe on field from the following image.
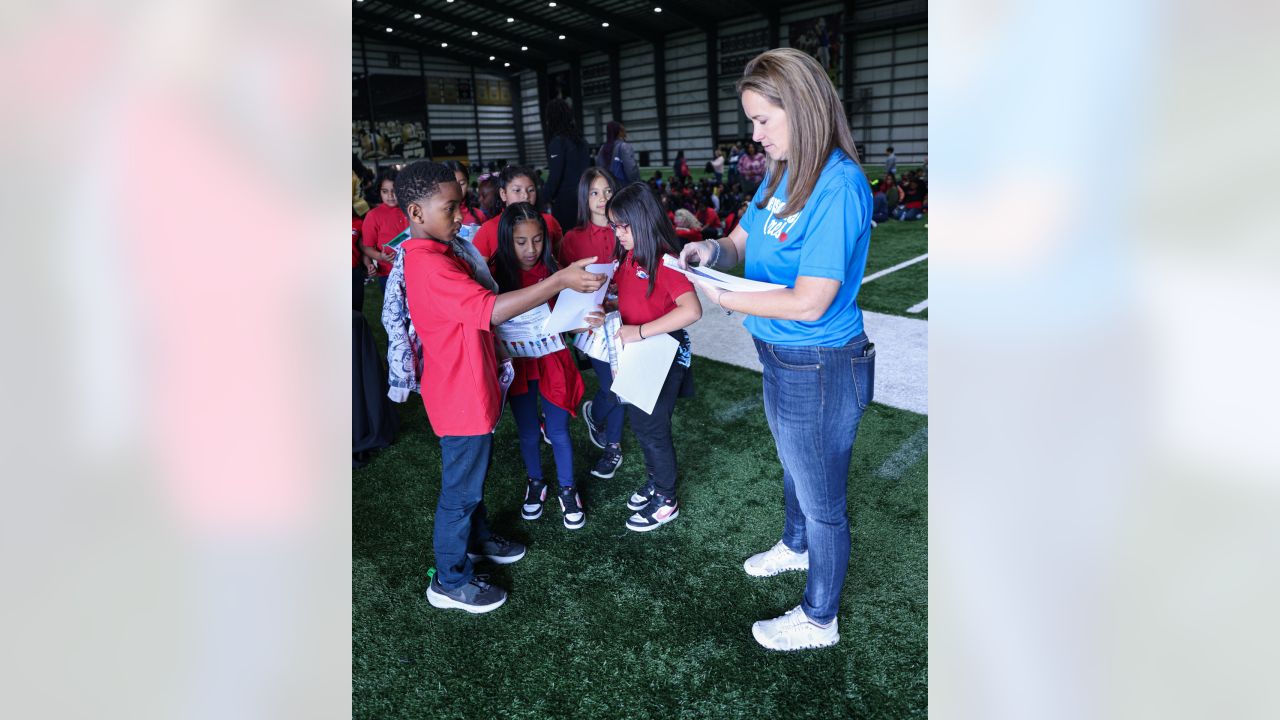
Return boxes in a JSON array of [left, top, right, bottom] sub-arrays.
[[861, 253, 928, 284], [906, 299, 928, 313]]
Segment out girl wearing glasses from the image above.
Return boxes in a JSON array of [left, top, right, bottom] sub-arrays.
[[606, 184, 703, 532]]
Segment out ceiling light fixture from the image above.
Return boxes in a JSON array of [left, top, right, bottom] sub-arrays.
[[549, 2, 557, 6], [602, 22, 609, 27], [413, 13, 421, 19], [558, 34, 566, 40], [385, 27, 392, 32], [507, 17, 514, 22], [471, 31, 478, 36], [504, 62, 510, 67], [655, 7, 663, 12], [441, 42, 448, 47], [521, 46, 527, 51]]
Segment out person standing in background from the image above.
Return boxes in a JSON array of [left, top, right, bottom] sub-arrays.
[[542, 98, 592, 233], [884, 146, 897, 177], [596, 121, 639, 185]]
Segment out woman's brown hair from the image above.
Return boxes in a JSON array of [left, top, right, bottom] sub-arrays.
[[736, 48, 861, 218]]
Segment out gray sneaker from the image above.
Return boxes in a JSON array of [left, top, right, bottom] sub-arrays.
[[466, 534, 526, 565], [425, 574, 507, 614]]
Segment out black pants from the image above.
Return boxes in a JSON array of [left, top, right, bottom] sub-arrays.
[[625, 360, 687, 498], [353, 266, 365, 312]]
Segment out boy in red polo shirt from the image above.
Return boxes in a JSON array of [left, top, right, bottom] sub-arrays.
[[396, 161, 606, 614]]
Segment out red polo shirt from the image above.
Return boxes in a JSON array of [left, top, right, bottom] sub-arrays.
[[362, 203, 409, 277], [559, 222, 616, 266], [615, 251, 694, 326], [402, 237, 501, 436], [472, 212, 564, 259]]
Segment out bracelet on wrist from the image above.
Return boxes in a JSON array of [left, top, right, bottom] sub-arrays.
[[638, 324, 645, 339], [707, 240, 722, 268]]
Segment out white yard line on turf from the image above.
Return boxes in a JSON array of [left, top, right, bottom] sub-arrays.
[[906, 299, 928, 313], [862, 253, 928, 284]]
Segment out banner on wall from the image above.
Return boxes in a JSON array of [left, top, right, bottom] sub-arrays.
[[352, 120, 425, 161], [789, 13, 843, 84], [430, 139, 469, 163]]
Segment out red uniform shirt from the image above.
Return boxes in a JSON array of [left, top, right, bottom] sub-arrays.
[[558, 222, 616, 266], [503, 264, 584, 414], [402, 237, 501, 436], [460, 204, 486, 227], [361, 204, 409, 277], [472, 212, 564, 259], [674, 227, 702, 246], [351, 216, 363, 268], [615, 251, 694, 326]]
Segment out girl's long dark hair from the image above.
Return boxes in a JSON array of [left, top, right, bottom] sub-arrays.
[[498, 164, 537, 212], [493, 202, 557, 293], [441, 160, 475, 213], [606, 183, 680, 298], [575, 166, 618, 229]]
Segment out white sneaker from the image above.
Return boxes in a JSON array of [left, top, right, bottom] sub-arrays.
[[752, 606, 839, 651], [743, 540, 809, 577]]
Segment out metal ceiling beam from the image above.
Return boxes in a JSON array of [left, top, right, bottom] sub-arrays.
[[483, 0, 653, 47], [648, 4, 716, 34], [365, 0, 586, 59], [353, 27, 533, 75], [356, 7, 553, 65]]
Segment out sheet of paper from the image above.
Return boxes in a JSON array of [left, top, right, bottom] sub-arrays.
[[661, 255, 786, 292], [542, 263, 616, 334], [611, 332, 679, 415], [495, 304, 566, 358], [572, 311, 621, 364]]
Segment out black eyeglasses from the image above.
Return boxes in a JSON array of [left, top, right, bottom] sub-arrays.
[[608, 221, 629, 232]]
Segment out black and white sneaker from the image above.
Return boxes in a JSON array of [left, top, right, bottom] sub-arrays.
[[590, 445, 623, 479], [558, 485, 585, 530], [521, 478, 548, 520], [581, 400, 606, 449], [425, 574, 508, 614], [467, 534, 527, 565], [626, 478, 657, 512], [625, 493, 679, 532]]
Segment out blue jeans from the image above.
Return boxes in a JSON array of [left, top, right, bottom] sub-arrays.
[[589, 357, 625, 445], [434, 434, 494, 590], [755, 333, 875, 625], [509, 380, 574, 487]]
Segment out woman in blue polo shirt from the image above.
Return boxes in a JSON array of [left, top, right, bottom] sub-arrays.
[[679, 48, 876, 652]]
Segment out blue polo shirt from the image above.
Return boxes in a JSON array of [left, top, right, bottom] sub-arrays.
[[741, 148, 872, 346]]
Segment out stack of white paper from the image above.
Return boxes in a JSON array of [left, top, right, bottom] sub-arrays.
[[661, 255, 786, 292], [542, 263, 617, 334]]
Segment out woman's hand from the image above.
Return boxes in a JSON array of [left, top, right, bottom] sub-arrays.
[[379, 250, 395, 264], [692, 278, 728, 308], [617, 324, 643, 346], [555, 257, 608, 293], [678, 240, 713, 269]]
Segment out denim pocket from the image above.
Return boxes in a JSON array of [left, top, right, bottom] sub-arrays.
[[851, 345, 876, 410], [767, 344, 821, 371]]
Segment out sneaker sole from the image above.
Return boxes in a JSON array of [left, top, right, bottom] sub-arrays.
[[743, 561, 809, 578], [751, 623, 839, 651], [625, 508, 679, 532], [466, 548, 527, 565], [582, 402, 606, 449], [590, 457, 622, 479], [522, 507, 543, 521], [426, 586, 506, 614], [563, 515, 585, 530]]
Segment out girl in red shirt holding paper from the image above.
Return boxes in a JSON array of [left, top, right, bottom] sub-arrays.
[[606, 183, 703, 532], [360, 168, 409, 293], [559, 168, 628, 481], [491, 203, 599, 530], [472, 165, 564, 261]]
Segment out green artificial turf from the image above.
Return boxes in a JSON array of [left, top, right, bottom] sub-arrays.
[[354, 284, 927, 719]]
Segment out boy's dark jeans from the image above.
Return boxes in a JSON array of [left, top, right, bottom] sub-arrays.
[[625, 359, 687, 498], [434, 434, 494, 590]]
